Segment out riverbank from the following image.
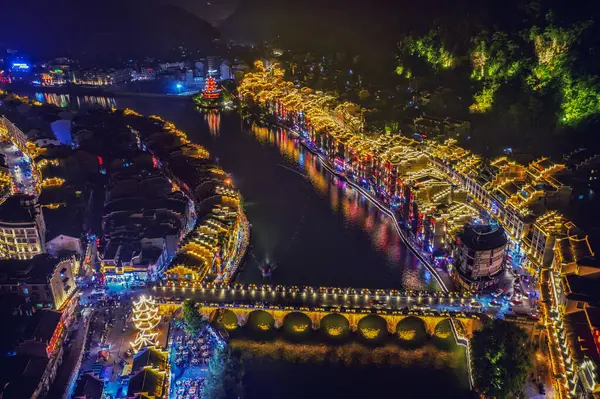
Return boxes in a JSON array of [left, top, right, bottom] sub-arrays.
[[260, 116, 454, 293], [2, 82, 196, 100]]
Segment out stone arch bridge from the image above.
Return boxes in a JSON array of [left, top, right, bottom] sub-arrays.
[[159, 301, 482, 338]]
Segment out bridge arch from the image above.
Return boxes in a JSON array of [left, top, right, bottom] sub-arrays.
[[453, 319, 466, 337], [320, 313, 350, 339], [282, 312, 312, 336], [433, 318, 453, 340], [357, 314, 387, 341], [247, 310, 275, 333], [396, 316, 428, 343], [210, 309, 239, 331]]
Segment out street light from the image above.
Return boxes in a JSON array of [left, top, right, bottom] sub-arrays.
[[176, 83, 182, 94]]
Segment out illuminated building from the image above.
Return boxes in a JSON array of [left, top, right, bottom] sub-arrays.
[[0, 195, 46, 260], [1, 116, 30, 155], [0, 254, 79, 310], [70, 68, 131, 87], [132, 67, 156, 81], [167, 201, 245, 284], [41, 69, 67, 86], [202, 76, 221, 100], [522, 211, 573, 268], [132, 295, 161, 352], [453, 224, 507, 290], [549, 233, 600, 396], [0, 167, 12, 197], [126, 346, 168, 399]]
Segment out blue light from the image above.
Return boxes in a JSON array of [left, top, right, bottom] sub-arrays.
[[176, 83, 182, 89], [12, 63, 30, 70]]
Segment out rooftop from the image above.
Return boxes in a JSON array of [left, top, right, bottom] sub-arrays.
[[22, 309, 62, 343], [132, 347, 167, 372], [459, 224, 507, 251], [0, 195, 37, 224], [0, 354, 49, 399], [73, 372, 104, 399], [127, 369, 164, 398], [564, 274, 600, 305], [0, 254, 63, 284], [556, 234, 596, 266]]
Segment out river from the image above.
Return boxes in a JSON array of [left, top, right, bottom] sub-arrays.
[[21, 92, 470, 398]]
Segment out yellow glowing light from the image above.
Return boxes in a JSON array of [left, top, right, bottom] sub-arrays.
[[224, 323, 238, 330], [327, 326, 344, 336], [292, 324, 309, 333], [257, 323, 271, 331], [131, 295, 160, 352], [398, 330, 417, 340], [361, 328, 381, 339]]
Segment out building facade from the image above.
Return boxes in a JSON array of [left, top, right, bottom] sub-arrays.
[[0, 195, 46, 260], [453, 224, 508, 290]]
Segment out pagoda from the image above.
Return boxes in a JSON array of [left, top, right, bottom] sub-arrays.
[[131, 295, 160, 353], [202, 76, 221, 100]]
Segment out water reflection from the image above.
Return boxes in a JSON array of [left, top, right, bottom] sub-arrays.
[[204, 110, 221, 137], [247, 123, 434, 291], [32, 92, 116, 109]]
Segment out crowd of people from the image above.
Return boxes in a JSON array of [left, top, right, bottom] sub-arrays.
[[173, 334, 210, 368], [173, 378, 204, 399]]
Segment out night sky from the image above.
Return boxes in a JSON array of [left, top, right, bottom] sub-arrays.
[[4, 0, 600, 61], [1, 0, 241, 59]]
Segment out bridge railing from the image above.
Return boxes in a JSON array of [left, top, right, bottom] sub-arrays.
[[153, 281, 475, 301]]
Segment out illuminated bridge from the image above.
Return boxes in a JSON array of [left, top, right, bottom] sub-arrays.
[[152, 283, 485, 338]]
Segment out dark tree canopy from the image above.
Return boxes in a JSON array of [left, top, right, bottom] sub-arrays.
[[471, 319, 532, 399], [182, 300, 206, 337], [201, 345, 244, 399]]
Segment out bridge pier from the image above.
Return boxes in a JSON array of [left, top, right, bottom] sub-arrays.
[[386, 318, 399, 334], [237, 313, 249, 327], [424, 320, 437, 337]]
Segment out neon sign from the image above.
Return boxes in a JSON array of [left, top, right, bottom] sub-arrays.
[[12, 63, 30, 70]]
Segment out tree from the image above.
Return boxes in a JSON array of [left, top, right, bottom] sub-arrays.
[[471, 319, 532, 399], [182, 300, 206, 336], [201, 346, 244, 399], [358, 89, 370, 101], [234, 70, 245, 84]]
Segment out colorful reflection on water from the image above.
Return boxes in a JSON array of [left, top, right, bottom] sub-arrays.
[[204, 110, 221, 137], [33, 92, 117, 109], [248, 124, 433, 291]]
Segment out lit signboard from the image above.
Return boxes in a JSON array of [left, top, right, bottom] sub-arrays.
[[12, 63, 30, 70]]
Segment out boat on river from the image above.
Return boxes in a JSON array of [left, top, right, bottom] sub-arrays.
[[259, 260, 276, 278]]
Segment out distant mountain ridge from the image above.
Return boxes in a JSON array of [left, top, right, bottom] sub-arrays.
[[1, 2, 221, 61]]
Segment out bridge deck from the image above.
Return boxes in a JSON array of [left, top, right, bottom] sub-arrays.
[[151, 284, 482, 316]]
